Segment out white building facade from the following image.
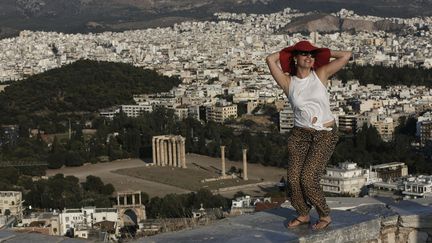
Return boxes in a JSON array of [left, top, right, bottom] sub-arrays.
[[58, 207, 118, 237], [320, 162, 373, 196], [0, 191, 23, 221]]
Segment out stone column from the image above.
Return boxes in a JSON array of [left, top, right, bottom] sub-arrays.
[[155, 137, 159, 165], [221, 146, 226, 177], [242, 148, 248, 181], [163, 139, 168, 166], [117, 194, 120, 206], [152, 137, 157, 165], [132, 193, 136, 205], [181, 138, 187, 168], [172, 138, 177, 167], [158, 137, 164, 166], [177, 140, 182, 168], [123, 195, 127, 205], [158, 139, 164, 166], [168, 138, 173, 166], [155, 139, 159, 166]]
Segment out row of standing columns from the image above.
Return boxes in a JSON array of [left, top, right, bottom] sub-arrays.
[[152, 135, 187, 168], [117, 191, 142, 206], [220, 146, 248, 181], [152, 139, 247, 180]]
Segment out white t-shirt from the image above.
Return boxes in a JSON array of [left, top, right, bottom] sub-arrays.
[[287, 71, 335, 131]]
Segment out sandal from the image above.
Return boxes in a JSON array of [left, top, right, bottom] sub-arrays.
[[312, 219, 332, 230], [287, 217, 310, 228]]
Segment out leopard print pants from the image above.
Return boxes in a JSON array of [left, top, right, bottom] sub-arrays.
[[286, 125, 339, 217]]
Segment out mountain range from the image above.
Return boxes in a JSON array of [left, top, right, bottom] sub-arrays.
[[1, 0, 432, 38]]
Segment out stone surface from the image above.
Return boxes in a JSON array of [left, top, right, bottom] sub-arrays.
[[349, 204, 399, 227], [144, 207, 381, 243], [383, 231, 396, 243], [398, 227, 414, 243], [408, 230, 428, 243], [2, 197, 432, 242], [387, 200, 432, 228]]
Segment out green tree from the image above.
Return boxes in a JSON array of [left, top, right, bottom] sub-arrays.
[[82, 175, 105, 194], [64, 151, 84, 167]]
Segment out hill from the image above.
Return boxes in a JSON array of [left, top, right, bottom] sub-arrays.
[[0, 60, 181, 124], [1, 0, 432, 38], [280, 13, 405, 34]]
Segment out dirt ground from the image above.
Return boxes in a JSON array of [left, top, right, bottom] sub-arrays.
[[114, 165, 261, 191], [46, 153, 287, 198]]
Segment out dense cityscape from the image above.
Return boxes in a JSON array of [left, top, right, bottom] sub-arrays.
[[1, 6, 432, 243]]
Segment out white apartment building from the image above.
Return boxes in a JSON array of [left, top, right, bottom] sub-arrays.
[[247, 101, 259, 114], [0, 191, 23, 221], [359, 99, 383, 113], [371, 162, 408, 182], [121, 104, 153, 117], [279, 103, 294, 134], [187, 106, 200, 120], [0, 84, 8, 92], [401, 175, 432, 199], [356, 113, 370, 129], [233, 91, 258, 103], [420, 121, 432, 145], [320, 162, 372, 196], [99, 106, 120, 120], [338, 114, 358, 133], [174, 106, 189, 120], [418, 120, 432, 146], [231, 195, 252, 209], [206, 103, 238, 123], [59, 207, 118, 237], [371, 117, 395, 142]]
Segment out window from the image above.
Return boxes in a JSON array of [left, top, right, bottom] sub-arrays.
[[65, 217, 69, 222]]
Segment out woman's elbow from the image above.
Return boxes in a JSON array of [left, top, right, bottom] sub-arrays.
[[345, 51, 352, 60], [265, 55, 274, 63], [266, 52, 279, 63]]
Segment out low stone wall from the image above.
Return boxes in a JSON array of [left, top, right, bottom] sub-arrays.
[[348, 200, 432, 243], [212, 181, 275, 193], [201, 175, 236, 183]]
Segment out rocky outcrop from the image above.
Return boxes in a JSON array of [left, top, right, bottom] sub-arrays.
[[281, 14, 405, 33], [283, 14, 340, 33], [342, 19, 375, 32]]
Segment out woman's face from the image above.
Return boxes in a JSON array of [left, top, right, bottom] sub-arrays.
[[295, 51, 315, 69]]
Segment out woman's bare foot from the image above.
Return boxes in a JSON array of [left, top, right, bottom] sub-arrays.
[[312, 216, 332, 230], [287, 215, 310, 228]]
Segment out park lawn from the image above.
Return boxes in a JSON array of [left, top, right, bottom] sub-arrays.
[[113, 165, 259, 191]]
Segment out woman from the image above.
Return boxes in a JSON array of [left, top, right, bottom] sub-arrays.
[[266, 40, 351, 230]]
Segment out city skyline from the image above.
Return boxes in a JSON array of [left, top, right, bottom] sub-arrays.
[[1, 4, 432, 242]]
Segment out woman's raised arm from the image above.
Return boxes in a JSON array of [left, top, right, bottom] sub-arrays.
[[266, 52, 291, 94], [316, 50, 352, 85]]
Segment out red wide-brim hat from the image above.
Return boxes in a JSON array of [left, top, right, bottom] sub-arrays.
[[279, 40, 330, 74], [291, 40, 320, 52]]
